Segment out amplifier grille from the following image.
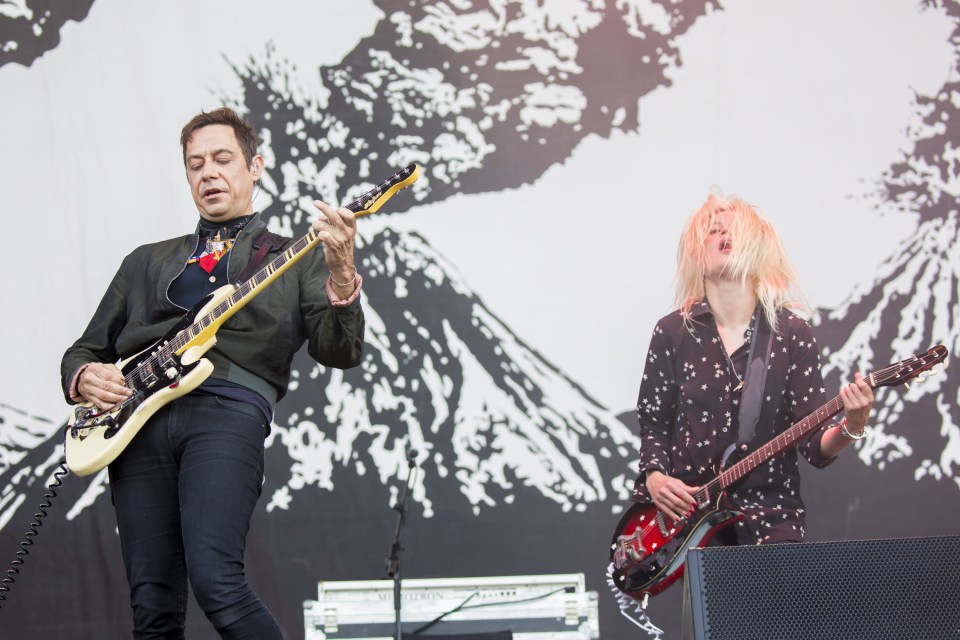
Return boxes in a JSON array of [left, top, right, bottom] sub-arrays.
[[686, 536, 960, 640]]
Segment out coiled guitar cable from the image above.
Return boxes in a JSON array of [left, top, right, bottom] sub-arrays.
[[0, 456, 70, 608]]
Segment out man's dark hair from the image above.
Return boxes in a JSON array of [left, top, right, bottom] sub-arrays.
[[179, 107, 259, 167]]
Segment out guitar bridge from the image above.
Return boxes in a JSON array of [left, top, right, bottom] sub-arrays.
[[69, 413, 119, 438], [613, 529, 647, 570]]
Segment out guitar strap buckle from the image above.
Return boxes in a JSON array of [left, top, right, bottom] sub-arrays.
[[238, 231, 290, 284]]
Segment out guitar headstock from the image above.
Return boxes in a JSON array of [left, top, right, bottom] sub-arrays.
[[347, 163, 422, 217], [873, 345, 949, 389]]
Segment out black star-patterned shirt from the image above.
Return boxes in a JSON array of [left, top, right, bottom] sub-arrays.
[[632, 300, 838, 544]]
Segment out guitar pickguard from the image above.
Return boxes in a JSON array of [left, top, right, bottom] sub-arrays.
[[64, 296, 223, 476], [610, 498, 743, 598], [70, 350, 200, 438]]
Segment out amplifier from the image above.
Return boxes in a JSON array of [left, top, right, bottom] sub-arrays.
[[303, 573, 599, 640], [684, 536, 960, 640]]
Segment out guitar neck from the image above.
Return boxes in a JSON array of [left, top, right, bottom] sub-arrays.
[[715, 393, 846, 491], [162, 226, 325, 358], [699, 344, 948, 499], [164, 163, 421, 356]]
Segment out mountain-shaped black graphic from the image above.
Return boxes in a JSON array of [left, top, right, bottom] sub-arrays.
[[2, 2, 957, 639]]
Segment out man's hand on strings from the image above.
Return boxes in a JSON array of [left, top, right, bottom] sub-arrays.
[[312, 200, 358, 297], [78, 362, 131, 411]]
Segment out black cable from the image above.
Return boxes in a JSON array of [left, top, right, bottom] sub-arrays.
[[411, 585, 569, 635], [0, 457, 69, 608]]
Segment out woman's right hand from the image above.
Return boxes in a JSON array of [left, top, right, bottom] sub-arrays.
[[645, 470, 699, 521]]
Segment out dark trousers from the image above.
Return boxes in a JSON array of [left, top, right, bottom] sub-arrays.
[[108, 393, 283, 639]]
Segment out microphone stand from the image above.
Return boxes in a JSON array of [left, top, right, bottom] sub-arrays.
[[386, 448, 418, 640]]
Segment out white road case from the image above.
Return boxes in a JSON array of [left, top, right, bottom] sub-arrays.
[[303, 573, 599, 639]]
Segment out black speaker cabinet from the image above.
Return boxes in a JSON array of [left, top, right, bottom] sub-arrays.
[[685, 535, 960, 640]]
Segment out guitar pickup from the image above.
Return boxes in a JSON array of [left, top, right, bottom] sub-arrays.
[[655, 511, 671, 537], [695, 487, 711, 509]]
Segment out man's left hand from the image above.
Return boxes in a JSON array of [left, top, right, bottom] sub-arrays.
[[312, 200, 357, 295]]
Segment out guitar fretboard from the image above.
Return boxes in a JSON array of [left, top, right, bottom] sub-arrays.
[[696, 347, 945, 502], [123, 164, 418, 390], [168, 228, 326, 353], [716, 393, 848, 490]]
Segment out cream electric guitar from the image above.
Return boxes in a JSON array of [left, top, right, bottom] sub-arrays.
[[65, 163, 422, 476]]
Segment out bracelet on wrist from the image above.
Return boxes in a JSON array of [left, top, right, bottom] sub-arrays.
[[330, 267, 358, 287], [838, 418, 867, 440]]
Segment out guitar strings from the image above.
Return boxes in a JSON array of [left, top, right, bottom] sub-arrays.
[[122, 165, 416, 392], [79, 166, 420, 423], [620, 351, 941, 554]]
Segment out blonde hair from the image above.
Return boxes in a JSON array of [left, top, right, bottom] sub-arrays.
[[674, 192, 805, 330]]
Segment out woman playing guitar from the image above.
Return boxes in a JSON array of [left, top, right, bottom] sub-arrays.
[[613, 191, 875, 599]]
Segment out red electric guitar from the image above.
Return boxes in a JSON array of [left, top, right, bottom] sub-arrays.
[[609, 345, 948, 600]]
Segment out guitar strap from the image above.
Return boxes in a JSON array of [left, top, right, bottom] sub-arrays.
[[735, 310, 775, 450], [238, 230, 290, 284]]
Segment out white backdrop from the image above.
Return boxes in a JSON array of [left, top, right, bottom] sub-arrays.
[[1, 1, 957, 638], [1, 0, 951, 418]]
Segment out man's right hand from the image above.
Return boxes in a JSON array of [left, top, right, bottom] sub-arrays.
[[77, 363, 132, 411], [645, 470, 699, 521]]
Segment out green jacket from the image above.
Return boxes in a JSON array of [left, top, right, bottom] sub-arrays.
[[60, 213, 365, 408]]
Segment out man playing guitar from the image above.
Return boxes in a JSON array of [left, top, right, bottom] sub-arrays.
[[61, 107, 366, 639]]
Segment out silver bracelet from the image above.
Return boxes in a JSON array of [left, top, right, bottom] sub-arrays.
[[330, 267, 358, 287], [838, 418, 867, 440]]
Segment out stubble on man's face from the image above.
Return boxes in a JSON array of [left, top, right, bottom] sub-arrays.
[[184, 124, 259, 222]]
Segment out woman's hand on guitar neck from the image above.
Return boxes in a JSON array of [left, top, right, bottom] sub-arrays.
[[840, 371, 874, 433], [645, 470, 699, 521], [77, 362, 132, 411]]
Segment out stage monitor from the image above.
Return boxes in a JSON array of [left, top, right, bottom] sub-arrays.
[[685, 535, 960, 640]]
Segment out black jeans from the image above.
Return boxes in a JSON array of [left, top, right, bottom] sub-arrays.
[[108, 393, 283, 639]]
